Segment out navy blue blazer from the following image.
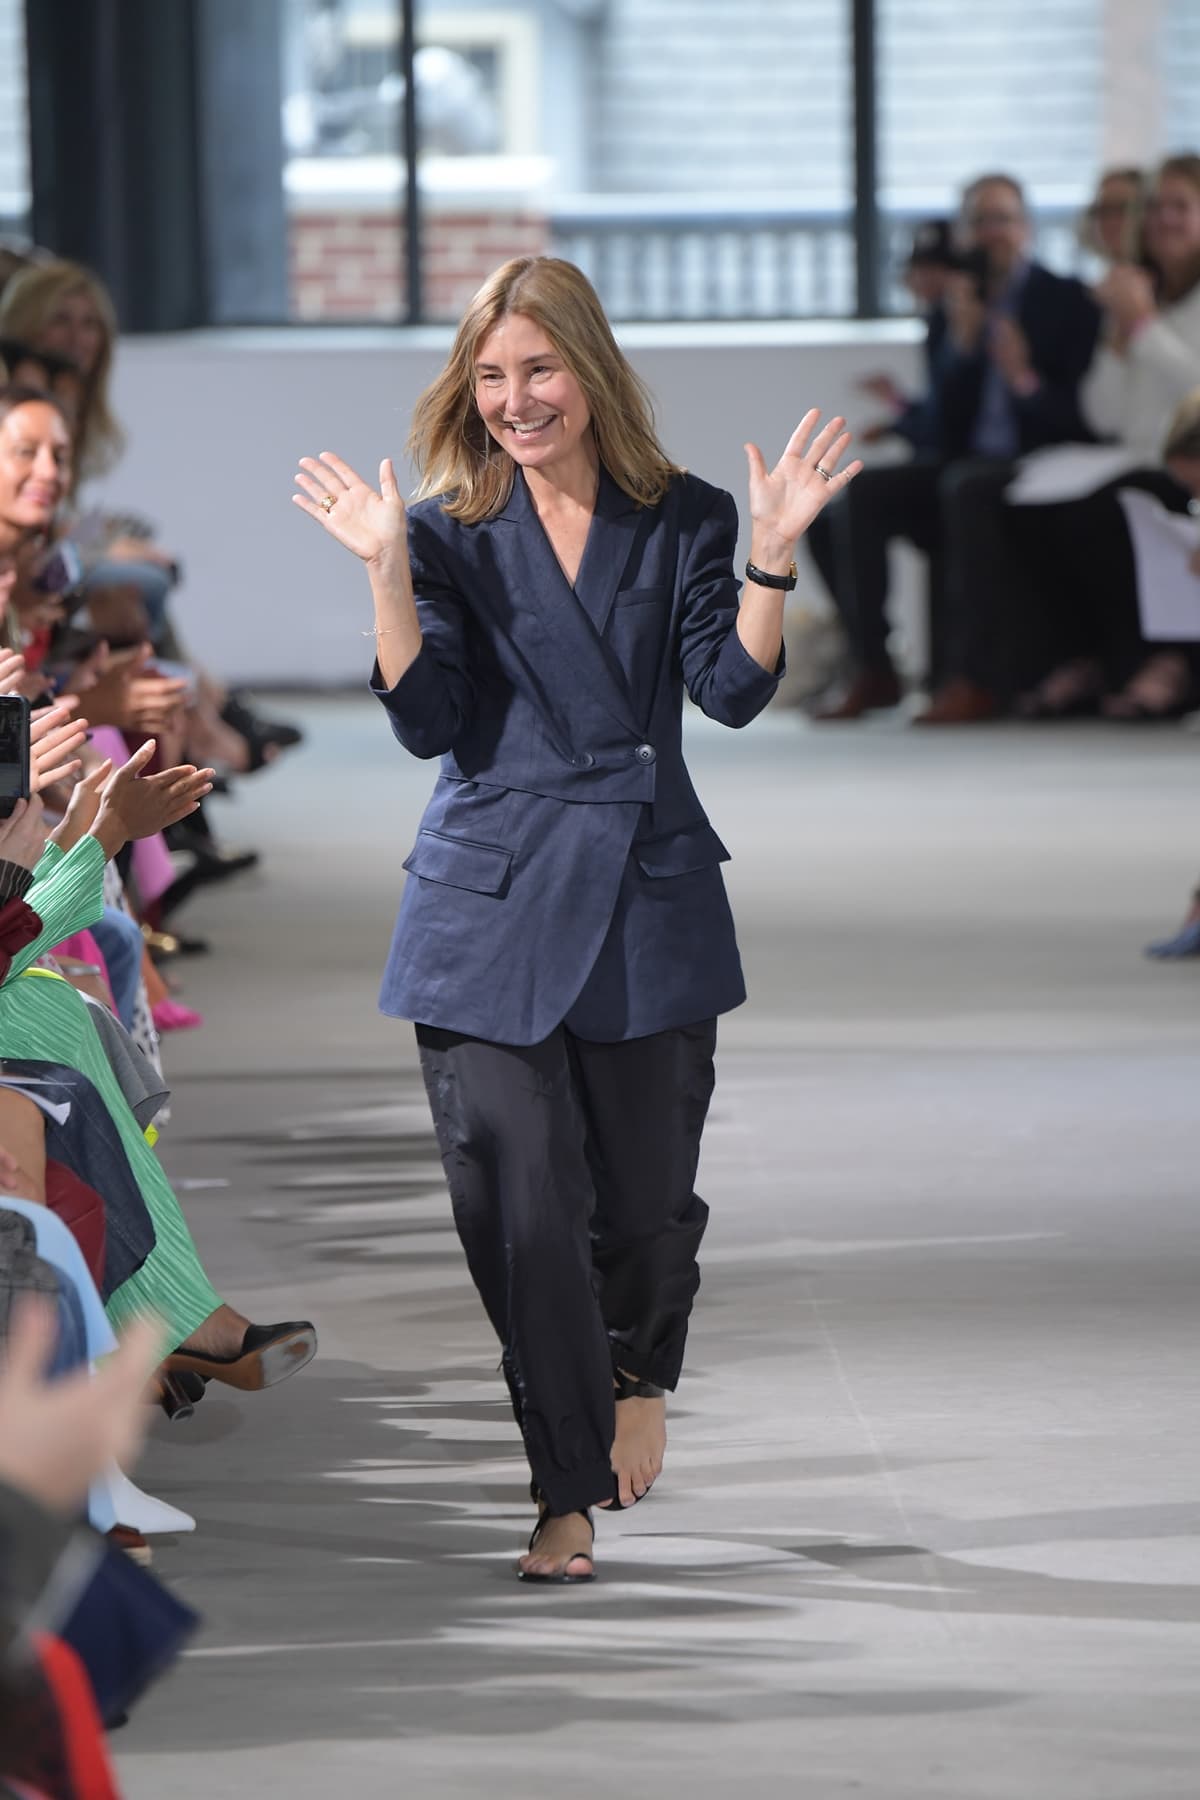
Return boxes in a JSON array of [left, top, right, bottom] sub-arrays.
[[370, 464, 783, 1045], [934, 262, 1101, 456]]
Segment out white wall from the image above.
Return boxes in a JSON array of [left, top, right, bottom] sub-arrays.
[[99, 319, 924, 685]]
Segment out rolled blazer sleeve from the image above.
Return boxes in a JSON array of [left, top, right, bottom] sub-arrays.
[[369, 510, 476, 760], [678, 489, 785, 729]]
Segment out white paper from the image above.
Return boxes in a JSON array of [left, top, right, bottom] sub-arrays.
[[1118, 489, 1200, 642], [1007, 444, 1143, 505]]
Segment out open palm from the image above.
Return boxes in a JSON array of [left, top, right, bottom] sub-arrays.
[[293, 452, 407, 565], [745, 409, 862, 545]]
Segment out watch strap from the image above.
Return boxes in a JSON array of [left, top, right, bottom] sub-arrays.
[[745, 559, 798, 591]]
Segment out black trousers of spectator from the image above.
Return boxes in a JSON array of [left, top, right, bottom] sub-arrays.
[[1009, 468, 1194, 689], [806, 455, 1035, 695], [416, 1018, 716, 1515]]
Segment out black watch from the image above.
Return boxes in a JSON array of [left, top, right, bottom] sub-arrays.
[[745, 559, 798, 591]]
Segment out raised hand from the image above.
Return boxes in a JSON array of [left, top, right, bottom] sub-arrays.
[[49, 757, 113, 854], [30, 702, 89, 796], [93, 740, 215, 856], [293, 452, 408, 567], [0, 798, 49, 871], [744, 410, 862, 550], [0, 1296, 163, 1516]]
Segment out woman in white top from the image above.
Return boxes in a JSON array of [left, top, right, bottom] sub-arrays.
[[1013, 155, 1200, 719]]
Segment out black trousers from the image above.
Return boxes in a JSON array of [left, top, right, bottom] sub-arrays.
[[416, 1018, 717, 1515], [1010, 468, 1194, 688], [807, 455, 1033, 693]]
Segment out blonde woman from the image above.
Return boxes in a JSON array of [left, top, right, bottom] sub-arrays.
[[295, 257, 858, 1582], [0, 260, 123, 487]]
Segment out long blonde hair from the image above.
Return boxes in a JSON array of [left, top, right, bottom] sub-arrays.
[[0, 260, 124, 485], [409, 257, 681, 523], [1151, 154, 1200, 305]]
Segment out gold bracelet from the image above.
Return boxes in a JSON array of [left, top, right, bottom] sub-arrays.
[[361, 624, 403, 637]]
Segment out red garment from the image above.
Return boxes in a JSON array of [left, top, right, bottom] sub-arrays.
[[2, 1635, 121, 1800], [0, 897, 43, 984], [43, 1161, 107, 1288]]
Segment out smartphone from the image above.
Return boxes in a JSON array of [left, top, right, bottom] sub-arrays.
[[0, 695, 31, 820]]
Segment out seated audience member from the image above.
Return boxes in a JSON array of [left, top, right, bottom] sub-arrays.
[[0, 260, 301, 782], [0, 1297, 193, 1785], [1142, 393, 1200, 958], [1004, 154, 1200, 720], [806, 219, 959, 692], [0, 754, 318, 1390], [855, 220, 960, 452], [1078, 166, 1149, 270], [811, 173, 1101, 722]]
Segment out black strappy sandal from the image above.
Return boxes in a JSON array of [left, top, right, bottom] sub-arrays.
[[517, 1506, 595, 1585], [605, 1369, 666, 1510]]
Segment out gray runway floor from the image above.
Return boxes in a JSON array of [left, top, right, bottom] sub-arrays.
[[115, 697, 1200, 1799]]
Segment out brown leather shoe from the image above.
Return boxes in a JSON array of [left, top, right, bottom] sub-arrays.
[[812, 667, 903, 721], [913, 678, 1000, 725]]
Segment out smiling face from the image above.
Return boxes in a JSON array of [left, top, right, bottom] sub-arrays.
[[33, 285, 108, 379], [473, 312, 595, 481], [1145, 172, 1200, 278], [1090, 173, 1142, 261], [0, 401, 72, 542]]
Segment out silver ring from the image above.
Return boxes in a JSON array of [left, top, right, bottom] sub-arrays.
[[816, 465, 834, 483]]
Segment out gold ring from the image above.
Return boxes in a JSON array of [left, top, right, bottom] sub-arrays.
[[816, 465, 834, 482], [320, 493, 336, 512]]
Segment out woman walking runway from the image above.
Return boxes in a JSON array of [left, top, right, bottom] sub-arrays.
[[294, 257, 858, 1582]]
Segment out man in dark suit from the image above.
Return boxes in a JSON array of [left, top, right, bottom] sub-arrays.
[[812, 174, 1101, 723]]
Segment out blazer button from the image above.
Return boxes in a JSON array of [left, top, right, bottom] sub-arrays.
[[634, 743, 656, 764], [574, 752, 596, 768]]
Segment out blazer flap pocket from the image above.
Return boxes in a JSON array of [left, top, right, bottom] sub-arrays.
[[614, 585, 670, 608], [634, 821, 731, 878], [403, 829, 514, 894]]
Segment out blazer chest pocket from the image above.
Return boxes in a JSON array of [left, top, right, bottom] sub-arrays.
[[614, 585, 670, 609], [403, 829, 514, 895], [634, 821, 731, 878]]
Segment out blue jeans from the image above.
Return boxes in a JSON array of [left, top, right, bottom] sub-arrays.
[[92, 906, 144, 1032]]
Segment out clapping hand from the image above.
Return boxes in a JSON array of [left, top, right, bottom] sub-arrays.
[[944, 272, 988, 353], [989, 316, 1035, 389], [744, 410, 862, 550], [0, 798, 49, 871], [1096, 264, 1157, 336], [0, 1295, 162, 1516], [92, 740, 215, 858], [30, 701, 88, 796], [293, 453, 408, 567]]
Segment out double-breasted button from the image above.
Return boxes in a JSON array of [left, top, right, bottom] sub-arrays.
[[573, 752, 596, 768], [633, 743, 656, 764]]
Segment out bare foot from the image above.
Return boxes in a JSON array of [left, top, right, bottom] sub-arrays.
[[518, 1510, 595, 1580], [178, 1302, 251, 1359], [607, 1377, 666, 1508]]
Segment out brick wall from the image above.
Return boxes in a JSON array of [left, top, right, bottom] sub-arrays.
[[289, 210, 549, 322]]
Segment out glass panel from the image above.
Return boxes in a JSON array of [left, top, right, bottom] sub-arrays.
[[416, 0, 854, 324], [0, 0, 32, 248], [877, 1, 1105, 311], [281, 0, 409, 321]]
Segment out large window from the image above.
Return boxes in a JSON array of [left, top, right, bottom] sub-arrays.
[[12, 0, 1200, 327], [0, 0, 30, 241], [280, 0, 854, 323]]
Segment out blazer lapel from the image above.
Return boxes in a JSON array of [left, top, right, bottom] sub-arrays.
[[573, 469, 647, 638], [490, 469, 643, 734]]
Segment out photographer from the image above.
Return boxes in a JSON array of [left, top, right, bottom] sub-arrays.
[[813, 174, 1100, 722]]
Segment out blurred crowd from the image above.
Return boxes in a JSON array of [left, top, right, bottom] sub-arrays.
[[0, 251, 316, 1794], [805, 152, 1200, 956]]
